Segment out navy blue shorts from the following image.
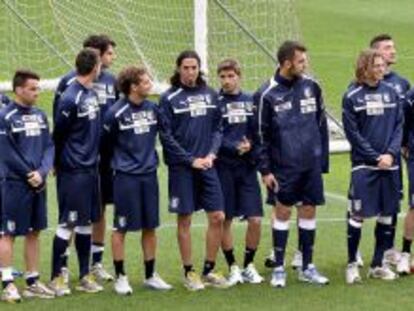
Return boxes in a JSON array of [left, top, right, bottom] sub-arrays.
[[113, 171, 159, 232], [217, 163, 262, 219], [57, 169, 101, 227], [0, 179, 47, 236], [99, 164, 113, 206], [168, 165, 224, 215], [348, 167, 400, 218], [266, 167, 325, 207]]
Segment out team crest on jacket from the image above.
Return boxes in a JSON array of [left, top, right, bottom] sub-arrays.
[[383, 93, 390, 103], [304, 87, 313, 98]]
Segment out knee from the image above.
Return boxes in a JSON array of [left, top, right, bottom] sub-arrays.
[[112, 231, 125, 243], [248, 217, 262, 228], [275, 205, 291, 221], [178, 215, 192, 232], [209, 211, 225, 227], [298, 205, 316, 219]]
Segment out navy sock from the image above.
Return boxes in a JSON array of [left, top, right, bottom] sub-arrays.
[[51, 235, 69, 279], [25, 273, 39, 286], [272, 220, 289, 267], [243, 247, 257, 268], [183, 265, 194, 277], [371, 222, 391, 267], [403, 237, 412, 254], [92, 242, 104, 266], [113, 260, 125, 277], [2, 280, 13, 289], [299, 225, 315, 270], [145, 259, 155, 279], [75, 232, 92, 279], [347, 217, 362, 264], [223, 248, 236, 268], [388, 214, 398, 249], [202, 260, 215, 276], [61, 251, 68, 268]]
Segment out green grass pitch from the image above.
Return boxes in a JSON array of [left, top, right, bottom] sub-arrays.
[[2, 0, 414, 310]]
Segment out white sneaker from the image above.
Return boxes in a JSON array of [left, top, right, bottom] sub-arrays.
[[345, 262, 362, 284], [1, 283, 21, 303], [270, 266, 286, 288], [227, 265, 243, 287], [397, 252, 411, 275], [144, 273, 172, 291], [241, 263, 264, 284], [76, 274, 104, 293], [91, 263, 114, 283], [48, 276, 71, 297], [298, 264, 329, 285], [202, 272, 230, 289], [367, 265, 398, 281], [356, 251, 364, 267], [384, 248, 402, 266], [23, 281, 55, 299], [291, 250, 302, 270], [114, 275, 133, 295], [183, 271, 205, 291]]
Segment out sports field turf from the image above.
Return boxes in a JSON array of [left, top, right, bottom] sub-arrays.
[[2, 0, 414, 310]]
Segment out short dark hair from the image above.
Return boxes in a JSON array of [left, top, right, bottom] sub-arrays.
[[12, 69, 40, 92], [217, 58, 241, 76], [75, 48, 100, 76], [83, 34, 116, 56], [277, 40, 307, 65], [370, 34, 393, 48], [117, 66, 149, 95], [170, 50, 206, 88]]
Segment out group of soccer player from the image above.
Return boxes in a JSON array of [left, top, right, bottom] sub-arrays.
[[0, 32, 413, 303]]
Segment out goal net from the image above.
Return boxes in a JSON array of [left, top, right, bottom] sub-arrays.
[[0, 0, 349, 152]]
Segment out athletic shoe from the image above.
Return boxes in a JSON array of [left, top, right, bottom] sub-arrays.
[[48, 276, 71, 297], [241, 263, 264, 284], [114, 275, 133, 295], [367, 265, 398, 281], [384, 248, 402, 266], [91, 263, 114, 283], [291, 250, 302, 270], [1, 283, 22, 303], [76, 274, 104, 293], [298, 264, 329, 285], [183, 271, 205, 291], [23, 281, 55, 299], [356, 251, 364, 267], [201, 272, 229, 288], [264, 249, 277, 268], [270, 266, 286, 288], [396, 252, 411, 275], [227, 265, 244, 287], [345, 262, 362, 284], [144, 273, 172, 290], [61, 267, 70, 285]]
